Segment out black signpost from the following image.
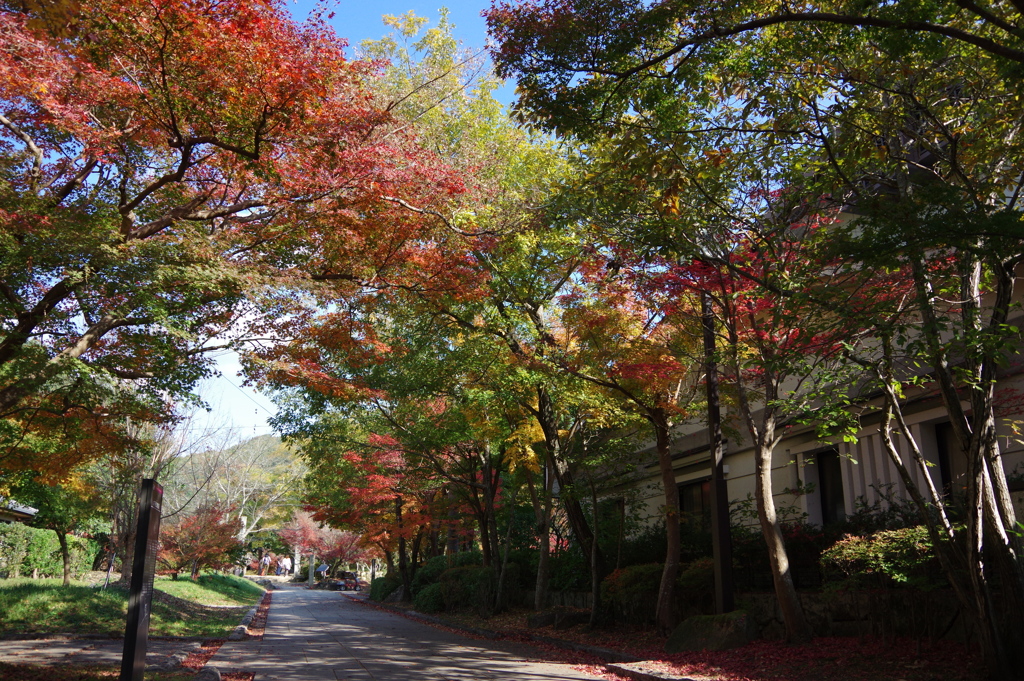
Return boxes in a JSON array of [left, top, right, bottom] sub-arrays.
[[120, 479, 163, 681]]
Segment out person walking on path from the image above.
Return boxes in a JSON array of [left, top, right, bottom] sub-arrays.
[[258, 553, 271, 576], [278, 555, 292, 577]]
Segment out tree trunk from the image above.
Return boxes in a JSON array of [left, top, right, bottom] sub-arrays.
[[56, 530, 71, 586], [589, 478, 603, 627], [396, 496, 411, 601], [912, 256, 1024, 677], [410, 527, 424, 584], [525, 463, 553, 610], [483, 450, 503, 573], [536, 386, 606, 580], [652, 408, 681, 634], [754, 440, 811, 642], [446, 488, 460, 559]]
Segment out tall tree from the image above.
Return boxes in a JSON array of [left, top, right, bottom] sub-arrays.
[[158, 503, 242, 579], [0, 0, 460, 478], [558, 250, 704, 633], [13, 470, 105, 585]]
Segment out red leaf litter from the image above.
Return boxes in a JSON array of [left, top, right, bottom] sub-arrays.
[[182, 639, 226, 673], [180, 592, 272, 681], [350, 598, 984, 681], [247, 591, 272, 640]]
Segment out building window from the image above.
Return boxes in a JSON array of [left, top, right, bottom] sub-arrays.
[[817, 449, 846, 525], [678, 479, 711, 529], [934, 420, 970, 501]]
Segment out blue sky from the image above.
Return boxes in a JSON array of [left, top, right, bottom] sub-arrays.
[[195, 1, 504, 445], [288, 0, 495, 52]]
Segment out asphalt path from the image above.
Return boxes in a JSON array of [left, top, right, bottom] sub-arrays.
[[207, 583, 604, 681]]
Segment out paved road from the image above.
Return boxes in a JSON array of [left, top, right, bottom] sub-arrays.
[[0, 636, 188, 668], [208, 583, 603, 681]]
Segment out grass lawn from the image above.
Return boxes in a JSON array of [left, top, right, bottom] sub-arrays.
[[154, 573, 265, 606], [0, 574, 264, 638]]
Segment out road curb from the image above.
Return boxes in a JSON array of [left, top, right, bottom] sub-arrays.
[[606, 662, 700, 681]]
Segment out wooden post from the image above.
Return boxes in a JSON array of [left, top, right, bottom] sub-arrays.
[[120, 479, 163, 681]]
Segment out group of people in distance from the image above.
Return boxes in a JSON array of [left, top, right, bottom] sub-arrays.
[[256, 552, 293, 576]]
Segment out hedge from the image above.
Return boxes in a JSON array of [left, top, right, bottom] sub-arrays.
[[601, 558, 715, 624], [411, 555, 449, 596], [413, 581, 445, 613], [0, 524, 101, 580], [368, 574, 402, 602]]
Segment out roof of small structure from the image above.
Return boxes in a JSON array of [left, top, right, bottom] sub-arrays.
[[0, 497, 37, 518]]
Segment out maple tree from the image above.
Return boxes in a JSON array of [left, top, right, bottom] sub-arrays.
[[158, 503, 242, 579], [0, 0, 460, 480], [556, 250, 704, 633], [277, 510, 374, 574]]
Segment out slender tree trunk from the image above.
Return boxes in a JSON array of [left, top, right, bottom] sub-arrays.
[[482, 447, 503, 569], [753, 438, 811, 642], [589, 478, 603, 627], [495, 487, 518, 614], [726, 310, 810, 643], [652, 408, 681, 634], [477, 510, 493, 566], [615, 498, 625, 571], [536, 386, 606, 581], [703, 291, 734, 614], [410, 527, 423, 585], [911, 256, 1024, 677], [56, 530, 71, 587], [396, 496, 410, 601], [446, 488, 459, 559], [525, 463, 553, 610]]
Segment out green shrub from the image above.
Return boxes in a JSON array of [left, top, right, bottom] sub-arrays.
[[0, 523, 33, 578], [677, 557, 714, 615], [601, 558, 717, 624], [453, 551, 483, 567], [601, 563, 662, 624], [413, 582, 445, 613], [369, 574, 402, 602], [821, 525, 939, 587], [411, 556, 449, 596], [677, 557, 714, 590], [0, 525, 98, 580], [439, 565, 496, 616]]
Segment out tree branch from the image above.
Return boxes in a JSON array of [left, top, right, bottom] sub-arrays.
[[0, 112, 43, 190]]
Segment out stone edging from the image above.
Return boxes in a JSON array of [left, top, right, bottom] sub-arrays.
[[344, 594, 641, 664], [146, 640, 206, 673], [606, 662, 700, 681]]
